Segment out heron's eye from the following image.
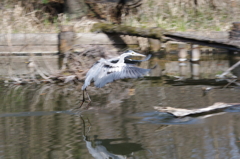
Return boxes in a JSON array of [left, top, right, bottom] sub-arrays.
[[131, 53, 134, 54]]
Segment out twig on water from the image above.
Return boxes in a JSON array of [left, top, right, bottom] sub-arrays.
[[216, 60, 240, 79]]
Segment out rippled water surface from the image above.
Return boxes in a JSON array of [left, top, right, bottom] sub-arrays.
[[0, 79, 240, 159], [1, 50, 240, 159]]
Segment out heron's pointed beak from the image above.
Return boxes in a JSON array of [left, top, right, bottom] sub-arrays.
[[133, 52, 146, 57]]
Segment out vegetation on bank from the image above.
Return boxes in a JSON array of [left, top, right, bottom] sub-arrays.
[[123, 0, 237, 32], [0, 1, 94, 33], [0, 0, 239, 33]]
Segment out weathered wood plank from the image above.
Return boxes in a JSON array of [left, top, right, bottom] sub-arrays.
[[0, 46, 58, 53], [154, 102, 240, 117], [0, 33, 139, 54], [0, 33, 139, 46], [0, 34, 58, 45], [0, 33, 140, 46], [0, 56, 59, 75]]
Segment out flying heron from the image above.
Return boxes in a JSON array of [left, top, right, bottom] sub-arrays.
[[80, 50, 152, 108]]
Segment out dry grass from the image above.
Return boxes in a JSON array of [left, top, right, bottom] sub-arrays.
[[1, 0, 240, 33], [0, 2, 97, 33], [122, 0, 240, 32]]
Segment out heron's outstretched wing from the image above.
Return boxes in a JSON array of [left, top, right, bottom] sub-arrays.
[[93, 65, 150, 88], [82, 62, 103, 90], [82, 54, 152, 89], [82, 58, 121, 90], [124, 54, 152, 64]]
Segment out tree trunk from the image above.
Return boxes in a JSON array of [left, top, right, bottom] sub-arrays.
[[64, 0, 89, 19]]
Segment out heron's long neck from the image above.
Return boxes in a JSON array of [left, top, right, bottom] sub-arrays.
[[118, 55, 128, 64]]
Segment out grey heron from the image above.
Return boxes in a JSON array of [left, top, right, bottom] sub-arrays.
[[80, 50, 152, 108]]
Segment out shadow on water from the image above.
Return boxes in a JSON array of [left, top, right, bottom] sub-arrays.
[[0, 50, 240, 158]]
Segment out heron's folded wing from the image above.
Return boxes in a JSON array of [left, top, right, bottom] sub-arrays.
[[124, 54, 152, 64], [94, 65, 150, 88]]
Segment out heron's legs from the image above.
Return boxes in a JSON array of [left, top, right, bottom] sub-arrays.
[[79, 90, 86, 108], [85, 89, 91, 109], [79, 89, 91, 109]]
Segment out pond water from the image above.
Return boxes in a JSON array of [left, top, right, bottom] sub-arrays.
[[0, 51, 240, 159]]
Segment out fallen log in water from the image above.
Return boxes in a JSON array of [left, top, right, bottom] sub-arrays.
[[91, 23, 169, 41], [154, 102, 240, 117], [91, 23, 240, 51]]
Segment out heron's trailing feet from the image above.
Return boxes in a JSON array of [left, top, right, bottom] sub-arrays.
[[79, 89, 91, 109], [80, 50, 153, 109]]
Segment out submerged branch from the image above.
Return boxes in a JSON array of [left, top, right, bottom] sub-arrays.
[[154, 102, 240, 117]]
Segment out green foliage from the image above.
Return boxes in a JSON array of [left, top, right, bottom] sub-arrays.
[[44, 18, 50, 26], [42, 0, 49, 4]]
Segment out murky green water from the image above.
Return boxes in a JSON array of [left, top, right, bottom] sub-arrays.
[[1, 50, 240, 159], [0, 78, 240, 159]]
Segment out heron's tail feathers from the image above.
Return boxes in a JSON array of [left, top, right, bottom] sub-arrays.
[[81, 84, 87, 90], [82, 76, 92, 90]]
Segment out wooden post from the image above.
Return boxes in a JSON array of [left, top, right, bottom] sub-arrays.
[[149, 39, 161, 52], [179, 62, 187, 78], [190, 45, 201, 61], [190, 45, 200, 79], [178, 43, 187, 62], [178, 43, 188, 78], [58, 25, 75, 70], [191, 62, 200, 79], [229, 22, 240, 40]]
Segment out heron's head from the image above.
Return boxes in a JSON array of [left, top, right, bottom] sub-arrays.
[[122, 50, 146, 58]]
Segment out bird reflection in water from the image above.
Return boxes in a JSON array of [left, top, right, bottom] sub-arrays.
[[80, 116, 146, 159], [80, 50, 152, 109]]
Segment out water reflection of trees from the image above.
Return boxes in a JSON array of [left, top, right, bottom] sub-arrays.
[[1, 82, 240, 158], [0, 87, 83, 158], [0, 82, 138, 158], [0, 80, 137, 111]]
